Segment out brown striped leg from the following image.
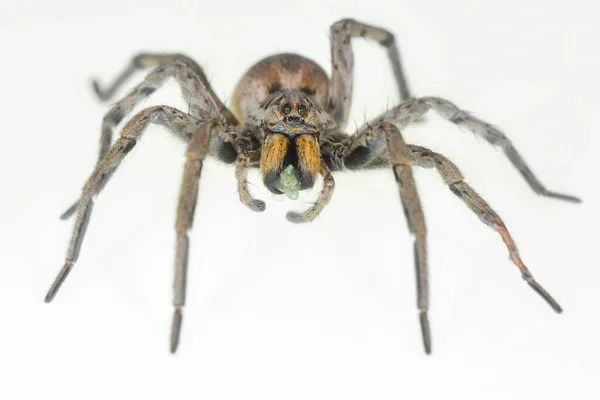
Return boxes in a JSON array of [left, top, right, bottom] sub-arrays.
[[329, 123, 431, 352], [171, 122, 214, 353], [363, 97, 581, 203], [329, 18, 414, 130], [46, 137, 137, 304], [409, 145, 563, 312], [381, 124, 430, 354], [60, 58, 233, 220], [46, 107, 214, 311]]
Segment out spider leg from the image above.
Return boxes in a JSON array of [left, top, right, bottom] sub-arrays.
[[286, 161, 335, 223], [329, 18, 413, 130], [408, 145, 563, 313], [382, 124, 430, 354], [363, 97, 581, 203], [171, 122, 213, 353], [323, 124, 431, 353], [61, 60, 236, 220], [45, 108, 222, 347], [91, 53, 237, 124]]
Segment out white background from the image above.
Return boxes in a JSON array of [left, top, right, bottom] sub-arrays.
[[1, 0, 598, 399]]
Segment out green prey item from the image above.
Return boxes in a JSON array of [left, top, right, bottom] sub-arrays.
[[277, 165, 301, 200]]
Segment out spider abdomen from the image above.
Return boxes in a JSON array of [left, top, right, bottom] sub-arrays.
[[231, 53, 329, 123]]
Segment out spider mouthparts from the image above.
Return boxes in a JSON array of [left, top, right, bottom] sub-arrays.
[[277, 165, 301, 200]]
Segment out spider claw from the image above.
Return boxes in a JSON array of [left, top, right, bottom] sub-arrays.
[[419, 310, 432, 355], [60, 200, 79, 220], [285, 211, 305, 224], [170, 307, 183, 354], [541, 190, 582, 204], [248, 199, 266, 212], [521, 270, 563, 313], [45, 263, 73, 303]]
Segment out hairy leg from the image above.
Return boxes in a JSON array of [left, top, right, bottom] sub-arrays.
[[61, 61, 234, 219], [382, 124, 430, 354], [46, 106, 220, 306], [408, 144, 562, 312], [171, 122, 213, 353], [92, 53, 237, 124], [324, 123, 431, 353], [96, 60, 228, 160], [329, 18, 414, 130], [360, 97, 581, 203]]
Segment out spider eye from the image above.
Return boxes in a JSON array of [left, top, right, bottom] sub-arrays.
[[298, 104, 307, 116], [282, 103, 292, 115]]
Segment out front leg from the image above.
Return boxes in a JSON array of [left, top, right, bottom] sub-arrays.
[[407, 144, 562, 313], [46, 107, 219, 302], [60, 60, 237, 220], [329, 18, 414, 130], [171, 122, 213, 353], [326, 124, 431, 353], [45, 107, 227, 353], [382, 123, 430, 354]]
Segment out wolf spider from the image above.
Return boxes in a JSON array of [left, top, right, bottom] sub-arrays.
[[45, 18, 580, 354]]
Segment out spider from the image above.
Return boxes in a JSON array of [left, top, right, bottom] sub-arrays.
[[45, 18, 580, 354]]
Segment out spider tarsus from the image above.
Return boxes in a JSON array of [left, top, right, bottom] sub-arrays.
[[60, 200, 79, 220], [541, 190, 582, 204], [249, 199, 266, 212], [44, 263, 73, 303], [170, 307, 183, 354], [285, 211, 306, 224], [521, 269, 563, 313], [413, 115, 426, 124], [419, 310, 432, 355], [91, 79, 111, 102]]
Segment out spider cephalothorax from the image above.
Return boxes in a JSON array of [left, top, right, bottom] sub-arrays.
[[46, 19, 579, 354], [233, 54, 335, 197]]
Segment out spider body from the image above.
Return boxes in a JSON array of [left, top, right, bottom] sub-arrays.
[[231, 54, 335, 196], [45, 19, 579, 354]]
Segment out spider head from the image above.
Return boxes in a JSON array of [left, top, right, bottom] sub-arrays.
[[249, 89, 336, 196]]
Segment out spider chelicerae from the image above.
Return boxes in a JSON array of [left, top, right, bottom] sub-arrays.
[[45, 18, 580, 354]]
